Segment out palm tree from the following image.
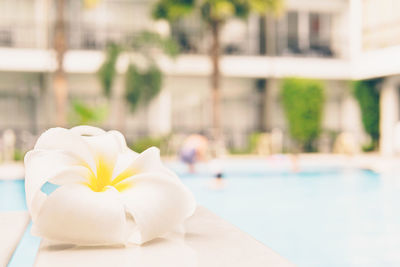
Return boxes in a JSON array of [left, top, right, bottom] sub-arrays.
[[53, 0, 68, 126], [152, 0, 284, 146], [53, 0, 101, 126], [97, 31, 178, 132]]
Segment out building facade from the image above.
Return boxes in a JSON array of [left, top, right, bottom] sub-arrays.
[[0, 0, 399, 153]]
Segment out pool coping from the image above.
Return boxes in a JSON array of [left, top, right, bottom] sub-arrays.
[[0, 162, 24, 180], [33, 206, 295, 267], [0, 211, 30, 266]]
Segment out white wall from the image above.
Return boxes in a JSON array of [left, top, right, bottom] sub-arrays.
[[362, 0, 400, 50], [164, 76, 258, 141], [322, 80, 367, 144], [67, 73, 259, 148], [0, 72, 44, 132]]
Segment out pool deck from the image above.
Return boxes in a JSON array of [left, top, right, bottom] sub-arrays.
[[0, 211, 30, 266], [0, 162, 24, 180], [1, 207, 294, 267]]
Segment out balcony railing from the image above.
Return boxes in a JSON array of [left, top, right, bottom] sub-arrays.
[[171, 31, 335, 57], [0, 22, 337, 58], [0, 23, 45, 49], [0, 22, 143, 50]]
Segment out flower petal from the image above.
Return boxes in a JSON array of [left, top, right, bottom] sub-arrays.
[[112, 147, 178, 185], [49, 166, 92, 185], [118, 172, 196, 244], [32, 184, 128, 245], [129, 147, 166, 173], [34, 127, 96, 172], [82, 131, 128, 166], [70, 125, 106, 136], [108, 130, 130, 152], [111, 150, 139, 180], [24, 150, 85, 220]]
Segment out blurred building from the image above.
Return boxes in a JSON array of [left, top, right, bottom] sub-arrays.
[[0, 0, 399, 153]]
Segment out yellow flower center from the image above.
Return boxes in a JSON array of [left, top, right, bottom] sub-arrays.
[[85, 156, 136, 192]]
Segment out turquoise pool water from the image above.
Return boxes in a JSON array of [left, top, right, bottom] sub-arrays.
[[2, 160, 400, 267], [173, 161, 400, 267]]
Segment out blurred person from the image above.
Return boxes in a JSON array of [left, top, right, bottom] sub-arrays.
[[208, 150, 225, 190], [179, 134, 209, 173]]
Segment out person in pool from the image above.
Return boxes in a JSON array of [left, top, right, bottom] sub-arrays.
[[208, 153, 225, 190], [179, 134, 209, 173]]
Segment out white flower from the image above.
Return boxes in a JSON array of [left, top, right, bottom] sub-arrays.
[[24, 126, 196, 245]]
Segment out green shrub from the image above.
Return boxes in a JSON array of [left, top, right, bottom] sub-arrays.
[[130, 136, 165, 154], [228, 147, 251, 154], [13, 149, 24, 162], [249, 132, 262, 153], [227, 132, 261, 155], [97, 43, 120, 98], [69, 100, 108, 125], [352, 79, 381, 149], [281, 78, 325, 152], [362, 142, 375, 152], [125, 64, 163, 111]]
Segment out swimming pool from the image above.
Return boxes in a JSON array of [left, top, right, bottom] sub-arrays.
[[2, 159, 400, 267], [171, 160, 400, 267]]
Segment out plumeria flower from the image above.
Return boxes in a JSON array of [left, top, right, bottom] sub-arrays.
[[24, 126, 196, 245]]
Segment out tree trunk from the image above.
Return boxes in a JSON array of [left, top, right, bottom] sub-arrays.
[[210, 20, 221, 145], [258, 15, 277, 132], [115, 85, 126, 134], [54, 0, 67, 126]]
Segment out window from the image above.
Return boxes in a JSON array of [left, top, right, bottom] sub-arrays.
[[309, 13, 332, 56], [0, 29, 12, 47], [287, 12, 300, 54], [81, 30, 99, 49], [276, 11, 333, 57]]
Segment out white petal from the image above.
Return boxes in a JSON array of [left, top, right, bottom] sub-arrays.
[[82, 131, 128, 167], [108, 130, 129, 151], [69, 126, 127, 152], [118, 172, 196, 244], [70, 125, 106, 136], [24, 150, 85, 220], [111, 150, 139, 180], [49, 166, 92, 185], [34, 127, 96, 172], [112, 147, 178, 184], [32, 184, 128, 245], [129, 147, 165, 173]]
